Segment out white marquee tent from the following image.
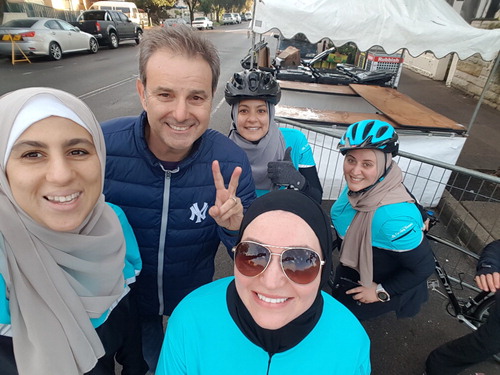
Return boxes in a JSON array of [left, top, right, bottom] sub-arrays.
[[250, 0, 500, 205], [251, 0, 500, 61], [251, 0, 500, 131]]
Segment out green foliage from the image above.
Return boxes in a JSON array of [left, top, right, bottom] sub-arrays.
[[336, 43, 357, 56], [149, 0, 176, 7], [136, 0, 175, 8], [216, 0, 246, 12], [336, 43, 358, 64], [199, 0, 214, 15]]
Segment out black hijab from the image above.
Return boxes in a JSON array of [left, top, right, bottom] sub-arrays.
[[227, 189, 333, 355]]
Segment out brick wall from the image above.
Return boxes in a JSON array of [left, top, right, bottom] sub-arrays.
[[450, 20, 500, 110]]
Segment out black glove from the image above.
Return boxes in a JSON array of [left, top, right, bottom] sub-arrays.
[[267, 147, 306, 190]]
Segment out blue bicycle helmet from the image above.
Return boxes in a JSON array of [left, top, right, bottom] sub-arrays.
[[225, 69, 281, 105], [338, 120, 399, 156]]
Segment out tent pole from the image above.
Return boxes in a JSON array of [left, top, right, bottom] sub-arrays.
[[249, 0, 258, 70], [467, 51, 500, 134]]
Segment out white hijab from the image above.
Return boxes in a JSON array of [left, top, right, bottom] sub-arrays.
[[0, 87, 126, 375]]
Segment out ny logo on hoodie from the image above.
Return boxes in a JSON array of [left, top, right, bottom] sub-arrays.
[[189, 202, 208, 223]]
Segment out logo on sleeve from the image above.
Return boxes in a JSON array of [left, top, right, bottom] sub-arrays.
[[189, 202, 208, 223]]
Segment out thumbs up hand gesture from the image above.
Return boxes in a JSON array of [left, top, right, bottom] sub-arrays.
[[267, 147, 306, 190]]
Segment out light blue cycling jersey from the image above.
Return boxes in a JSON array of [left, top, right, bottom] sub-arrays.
[[331, 187, 424, 251], [0, 203, 141, 331], [157, 277, 370, 375], [256, 127, 316, 197]]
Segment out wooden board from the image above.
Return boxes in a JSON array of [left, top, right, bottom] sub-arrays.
[[276, 105, 398, 127], [278, 80, 358, 96], [350, 84, 465, 132]]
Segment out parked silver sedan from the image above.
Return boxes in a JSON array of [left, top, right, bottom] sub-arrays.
[[0, 17, 98, 61]]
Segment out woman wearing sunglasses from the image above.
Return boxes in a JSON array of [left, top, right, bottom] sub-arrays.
[[330, 120, 434, 320], [0, 88, 147, 374], [224, 69, 323, 204], [156, 189, 370, 374]]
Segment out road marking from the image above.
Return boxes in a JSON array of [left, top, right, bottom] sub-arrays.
[[79, 75, 138, 99], [212, 97, 226, 116]]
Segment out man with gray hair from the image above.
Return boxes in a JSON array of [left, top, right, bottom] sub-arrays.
[[101, 25, 256, 372]]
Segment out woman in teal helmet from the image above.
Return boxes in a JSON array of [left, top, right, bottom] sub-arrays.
[[330, 119, 434, 320]]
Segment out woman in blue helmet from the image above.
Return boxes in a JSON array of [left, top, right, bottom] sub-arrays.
[[224, 69, 323, 203], [330, 120, 434, 320]]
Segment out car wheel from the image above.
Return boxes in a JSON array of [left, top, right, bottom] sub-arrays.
[[49, 42, 62, 61], [135, 29, 143, 45], [109, 32, 119, 49], [89, 38, 98, 54]]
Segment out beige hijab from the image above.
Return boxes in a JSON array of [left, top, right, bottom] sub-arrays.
[[339, 150, 414, 286], [0, 87, 126, 374]]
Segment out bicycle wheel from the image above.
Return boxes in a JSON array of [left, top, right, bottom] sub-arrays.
[[473, 296, 500, 363]]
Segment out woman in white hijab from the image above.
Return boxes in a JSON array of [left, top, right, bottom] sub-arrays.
[[0, 87, 147, 375]]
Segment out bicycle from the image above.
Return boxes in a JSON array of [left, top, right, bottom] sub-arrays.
[[426, 229, 500, 362]]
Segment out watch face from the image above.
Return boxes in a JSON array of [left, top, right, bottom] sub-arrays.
[[377, 291, 389, 301]]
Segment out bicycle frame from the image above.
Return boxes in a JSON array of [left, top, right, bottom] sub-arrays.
[[427, 233, 491, 330]]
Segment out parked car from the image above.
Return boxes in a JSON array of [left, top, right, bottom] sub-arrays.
[[232, 13, 242, 23], [0, 17, 98, 61], [243, 12, 252, 21], [70, 10, 142, 49], [191, 17, 213, 30], [221, 13, 236, 25], [162, 18, 188, 27], [89, 1, 141, 25]]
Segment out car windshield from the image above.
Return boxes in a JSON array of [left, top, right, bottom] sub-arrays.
[[223, 14, 232, 18], [79, 11, 106, 21], [194, 18, 204, 21], [2, 19, 38, 28]]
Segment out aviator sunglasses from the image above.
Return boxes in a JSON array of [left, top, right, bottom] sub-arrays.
[[232, 240, 325, 285]]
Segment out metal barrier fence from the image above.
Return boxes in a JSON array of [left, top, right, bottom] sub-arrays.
[[277, 117, 500, 254]]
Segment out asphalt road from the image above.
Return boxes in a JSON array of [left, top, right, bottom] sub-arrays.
[[2, 23, 499, 375], [0, 23, 253, 135]]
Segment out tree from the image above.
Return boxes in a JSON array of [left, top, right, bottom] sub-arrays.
[[211, 0, 245, 21], [244, 0, 253, 12], [184, 0, 200, 23], [219, 0, 246, 12], [198, 0, 214, 17], [136, 0, 176, 25]]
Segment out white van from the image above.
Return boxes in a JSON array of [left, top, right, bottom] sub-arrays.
[[89, 1, 141, 25]]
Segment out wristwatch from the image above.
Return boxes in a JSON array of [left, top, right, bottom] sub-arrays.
[[376, 284, 390, 302]]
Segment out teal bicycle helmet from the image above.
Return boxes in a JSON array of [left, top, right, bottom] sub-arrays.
[[225, 69, 281, 105], [338, 120, 399, 156]]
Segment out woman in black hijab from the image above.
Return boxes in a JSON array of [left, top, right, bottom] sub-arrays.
[[156, 190, 370, 375]]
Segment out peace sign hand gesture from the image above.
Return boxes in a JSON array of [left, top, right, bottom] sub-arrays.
[[208, 160, 244, 231]]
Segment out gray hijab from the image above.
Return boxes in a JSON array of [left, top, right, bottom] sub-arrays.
[[0, 87, 126, 374], [228, 102, 285, 191]]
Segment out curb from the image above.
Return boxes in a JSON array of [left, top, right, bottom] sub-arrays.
[[437, 190, 496, 253]]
